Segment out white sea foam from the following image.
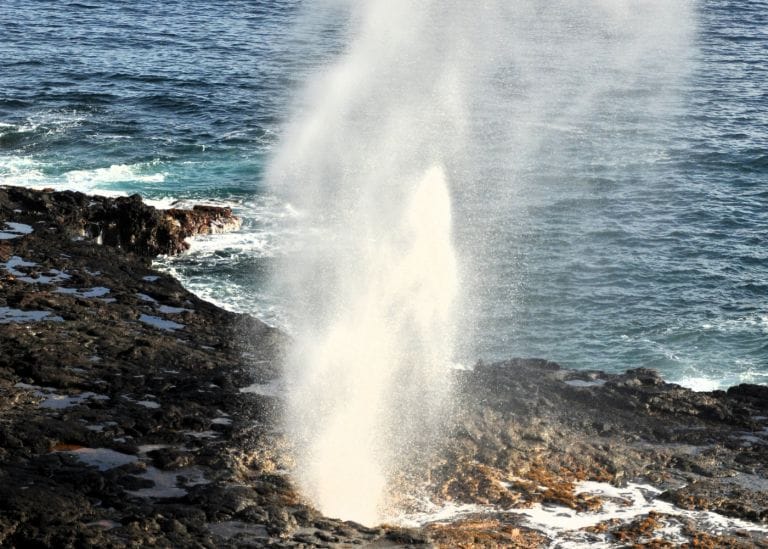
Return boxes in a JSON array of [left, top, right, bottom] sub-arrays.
[[0, 155, 166, 195], [702, 314, 768, 335], [521, 481, 768, 546], [160, 195, 300, 261], [0, 156, 48, 187], [138, 195, 298, 329], [0, 112, 87, 147], [143, 196, 182, 209], [151, 198, 293, 328], [24, 110, 89, 134], [65, 164, 165, 186], [184, 231, 274, 258], [396, 501, 498, 528], [396, 480, 768, 545], [672, 376, 722, 392]]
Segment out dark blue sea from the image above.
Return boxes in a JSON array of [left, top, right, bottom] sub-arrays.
[[1, 0, 766, 389]]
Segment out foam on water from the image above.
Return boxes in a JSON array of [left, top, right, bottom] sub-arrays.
[[396, 480, 768, 545], [673, 376, 723, 392], [65, 163, 166, 186], [0, 157, 48, 187], [0, 156, 166, 196], [151, 195, 300, 327], [523, 481, 768, 546]]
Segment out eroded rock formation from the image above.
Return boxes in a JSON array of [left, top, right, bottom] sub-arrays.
[[2, 186, 241, 257]]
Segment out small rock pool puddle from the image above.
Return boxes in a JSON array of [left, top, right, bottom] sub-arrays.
[[51, 445, 210, 499]]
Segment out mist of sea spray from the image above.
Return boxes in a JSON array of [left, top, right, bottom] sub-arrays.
[[267, 0, 694, 524]]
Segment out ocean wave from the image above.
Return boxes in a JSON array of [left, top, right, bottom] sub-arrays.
[[0, 156, 50, 187], [142, 196, 183, 209], [701, 314, 768, 334], [184, 232, 275, 259], [21, 110, 90, 134], [0, 156, 166, 194], [160, 195, 302, 262], [147, 194, 303, 331], [151, 259, 286, 330], [672, 364, 768, 392], [0, 110, 91, 149], [672, 376, 722, 392], [65, 164, 166, 186]]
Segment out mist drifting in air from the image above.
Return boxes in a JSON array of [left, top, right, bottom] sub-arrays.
[[267, 0, 694, 525]]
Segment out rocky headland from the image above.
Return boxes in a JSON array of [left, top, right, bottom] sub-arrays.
[[1, 186, 766, 547]]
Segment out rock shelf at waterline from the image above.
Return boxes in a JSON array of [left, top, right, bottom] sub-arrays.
[[0, 187, 766, 547]]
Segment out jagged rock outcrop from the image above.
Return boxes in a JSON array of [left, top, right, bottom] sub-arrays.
[[1, 186, 241, 257]]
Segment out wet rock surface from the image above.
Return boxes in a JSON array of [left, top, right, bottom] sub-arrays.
[[429, 361, 768, 546], [1, 186, 767, 547], [1, 186, 241, 257]]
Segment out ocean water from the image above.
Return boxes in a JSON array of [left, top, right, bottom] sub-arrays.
[[1, 0, 766, 389]]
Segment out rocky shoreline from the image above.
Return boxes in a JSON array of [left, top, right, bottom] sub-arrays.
[[1, 186, 766, 547]]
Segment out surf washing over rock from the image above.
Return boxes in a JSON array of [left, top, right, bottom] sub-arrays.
[[267, 0, 695, 524]]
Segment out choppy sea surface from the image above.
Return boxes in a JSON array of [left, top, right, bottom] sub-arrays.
[[1, 0, 766, 389]]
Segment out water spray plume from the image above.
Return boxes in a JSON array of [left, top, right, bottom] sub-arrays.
[[282, 166, 457, 525], [268, 0, 694, 525]]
